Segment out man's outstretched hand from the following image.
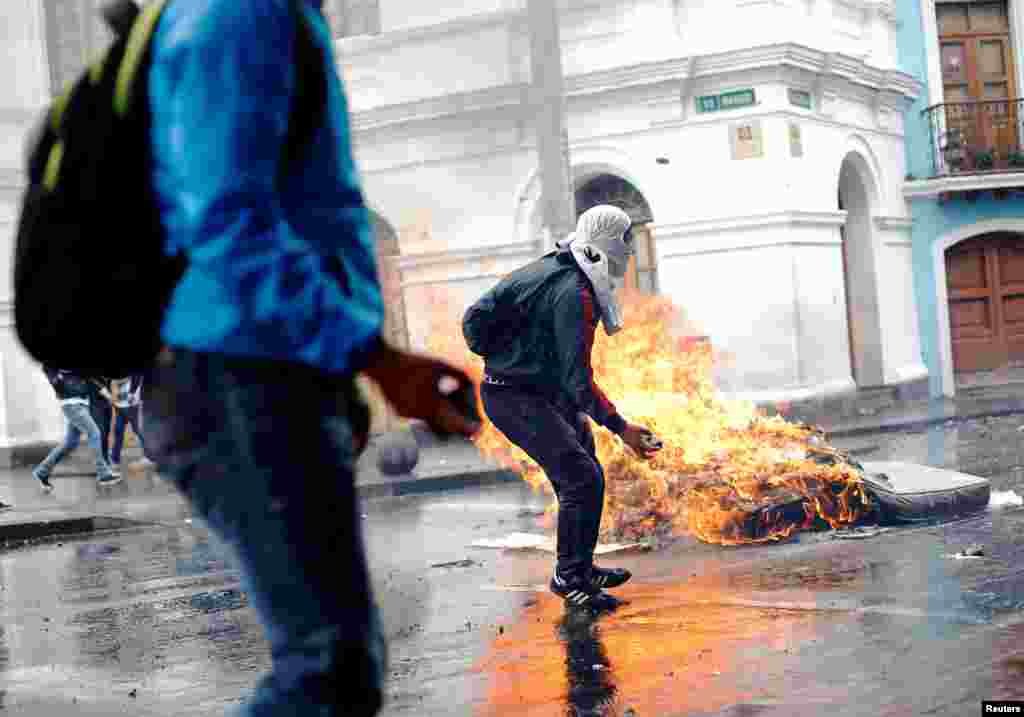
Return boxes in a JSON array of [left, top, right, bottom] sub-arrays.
[[362, 341, 482, 439], [621, 422, 662, 461]]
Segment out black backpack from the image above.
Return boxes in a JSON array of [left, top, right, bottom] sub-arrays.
[[14, 0, 326, 378], [462, 286, 528, 358]]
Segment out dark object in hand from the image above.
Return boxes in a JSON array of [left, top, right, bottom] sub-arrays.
[[640, 432, 663, 451]]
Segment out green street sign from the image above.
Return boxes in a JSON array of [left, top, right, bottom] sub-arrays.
[[788, 88, 812, 110], [696, 95, 720, 113], [696, 89, 756, 114]]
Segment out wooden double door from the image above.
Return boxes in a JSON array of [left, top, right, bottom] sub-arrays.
[[948, 233, 1024, 373], [938, 1, 1019, 167]]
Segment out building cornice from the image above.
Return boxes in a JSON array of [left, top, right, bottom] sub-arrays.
[[874, 215, 913, 231], [338, 8, 520, 57], [832, 0, 898, 22], [655, 211, 848, 259], [351, 84, 527, 133], [0, 300, 11, 330], [903, 173, 1024, 198], [0, 168, 25, 191], [656, 210, 848, 238], [350, 43, 920, 135], [337, 0, 628, 57], [395, 238, 539, 273]]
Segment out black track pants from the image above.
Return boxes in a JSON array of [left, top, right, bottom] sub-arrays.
[[481, 383, 605, 580]]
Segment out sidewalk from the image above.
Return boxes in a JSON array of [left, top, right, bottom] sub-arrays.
[[1, 381, 1023, 541], [785, 381, 1024, 437]]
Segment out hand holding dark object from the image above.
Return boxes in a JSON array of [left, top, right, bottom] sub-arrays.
[[362, 341, 481, 439], [621, 423, 662, 461]]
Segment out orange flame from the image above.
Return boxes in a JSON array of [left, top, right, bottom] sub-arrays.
[[423, 287, 868, 546]]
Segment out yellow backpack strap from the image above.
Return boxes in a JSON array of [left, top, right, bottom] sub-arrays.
[[114, 0, 170, 117]]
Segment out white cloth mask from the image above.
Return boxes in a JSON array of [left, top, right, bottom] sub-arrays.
[[555, 205, 633, 336]]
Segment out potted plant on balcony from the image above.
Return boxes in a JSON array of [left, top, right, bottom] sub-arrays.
[[975, 148, 995, 171], [942, 128, 965, 172]]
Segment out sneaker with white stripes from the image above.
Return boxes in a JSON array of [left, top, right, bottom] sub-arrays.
[[550, 573, 623, 612], [590, 566, 632, 590]]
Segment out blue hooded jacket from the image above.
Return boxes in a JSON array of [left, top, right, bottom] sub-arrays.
[[147, 0, 384, 375]]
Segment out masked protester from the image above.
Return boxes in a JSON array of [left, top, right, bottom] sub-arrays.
[[463, 205, 662, 612]]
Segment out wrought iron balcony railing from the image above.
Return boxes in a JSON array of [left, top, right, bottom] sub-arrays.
[[923, 98, 1024, 178]]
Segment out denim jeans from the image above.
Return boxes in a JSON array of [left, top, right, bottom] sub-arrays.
[[142, 349, 385, 716], [111, 404, 146, 465], [480, 383, 606, 580], [35, 402, 113, 480]]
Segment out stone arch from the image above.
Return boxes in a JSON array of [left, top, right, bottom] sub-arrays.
[[838, 149, 885, 387], [932, 218, 1024, 396], [368, 209, 408, 349], [512, 144, 660, 249], [839, 134, 886, 209], [574, 173, 655, 224], [573, 170, 659, 295], [370, 210, 400, 258]]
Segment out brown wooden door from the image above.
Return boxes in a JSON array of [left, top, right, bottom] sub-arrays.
[[948, 234, 1024, 373], [938, 1, 1018, 168]]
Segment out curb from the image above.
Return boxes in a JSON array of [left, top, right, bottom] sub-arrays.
[[358, 467, 521, 499], [823, 403, 1024, 439], [0, 515, 148, 547]]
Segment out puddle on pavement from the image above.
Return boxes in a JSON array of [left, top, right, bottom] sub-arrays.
[[473, 505, 1024, 717], [474, 577, 828, 717], [0, 524, 265, 713]]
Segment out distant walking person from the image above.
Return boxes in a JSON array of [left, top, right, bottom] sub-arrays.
[[108, 374, 149, 477], [34, 367, 119, 492], [88, 376, 114, 464]]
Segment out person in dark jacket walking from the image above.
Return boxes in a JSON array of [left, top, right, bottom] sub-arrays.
[[106, 374, 150, 476], [464, 205, 662, 612], [88, 377, 113, 465], [33, 367, 118, 491]]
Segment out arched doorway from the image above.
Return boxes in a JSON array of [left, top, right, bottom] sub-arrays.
[[361, 212, 408, 434], [946, 232, 1024, 384], [574, 173, 659, 294], [370, 211, 409, 349], [838, 153, 885, 387]]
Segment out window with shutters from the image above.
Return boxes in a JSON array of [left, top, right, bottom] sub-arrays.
[[323, 0, 381, 38], [934, 0, 1019, 171], [43, 0, 115, 95]]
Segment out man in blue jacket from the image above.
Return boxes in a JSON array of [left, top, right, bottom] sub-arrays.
[[141, 2, 479, 715]]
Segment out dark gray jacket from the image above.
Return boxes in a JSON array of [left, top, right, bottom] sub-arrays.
[[463, 252, 626, 435]]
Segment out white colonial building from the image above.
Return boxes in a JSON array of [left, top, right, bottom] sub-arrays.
[[343, 0, 927, 404], [0, 0, 926, 461]]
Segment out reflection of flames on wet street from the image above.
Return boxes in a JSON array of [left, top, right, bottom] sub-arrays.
[[424, 288, 869, 546], [473, 578, 823, 717]]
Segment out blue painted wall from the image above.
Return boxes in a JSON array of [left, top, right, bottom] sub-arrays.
[[910, 197, 1024, 396], [898, 0, 1024, 396]]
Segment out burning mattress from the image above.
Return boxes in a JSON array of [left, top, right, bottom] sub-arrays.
[[860, 461, 991, 524]]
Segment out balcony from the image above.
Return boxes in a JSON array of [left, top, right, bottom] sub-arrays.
[[906, 99, 1024, 199]]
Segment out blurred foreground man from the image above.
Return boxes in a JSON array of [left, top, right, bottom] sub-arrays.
[[463, 206, 662, 612], [140, 2, 479, 714]]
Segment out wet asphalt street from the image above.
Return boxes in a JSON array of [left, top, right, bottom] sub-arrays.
[[0, 417, 1023, 715]]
